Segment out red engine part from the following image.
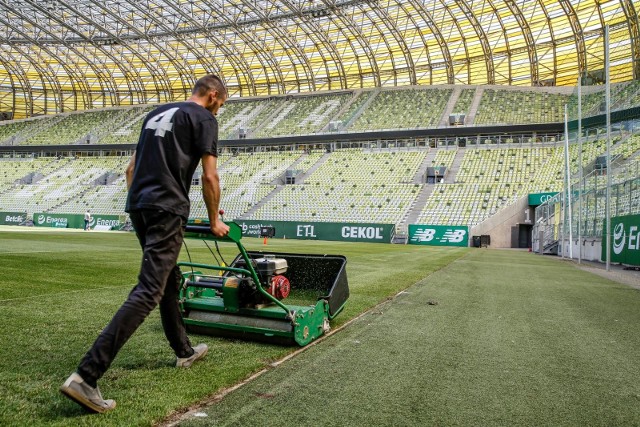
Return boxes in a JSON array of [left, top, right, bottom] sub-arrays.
[[267, 275, 290, 300]]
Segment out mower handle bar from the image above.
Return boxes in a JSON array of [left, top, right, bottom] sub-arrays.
[[184, 222, 242, 243]]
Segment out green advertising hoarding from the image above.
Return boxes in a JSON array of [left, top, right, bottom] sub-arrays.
[[233, 219, 394, 243], [528, 192, 559, 206], [408, 224, 469, 247], [0, 211, 27, 225], [33, 213, 122, 229], [602, 214, 640, 266]]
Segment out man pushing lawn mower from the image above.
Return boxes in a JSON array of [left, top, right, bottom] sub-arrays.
[[60, 74, 230, 414]]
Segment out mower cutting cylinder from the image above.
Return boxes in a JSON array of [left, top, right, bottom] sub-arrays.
[[184, 276, 224, 290]]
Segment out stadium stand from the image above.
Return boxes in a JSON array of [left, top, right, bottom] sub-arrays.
[[1, 130, 637, 233], [1, 82, 639, 143], [97, 106, 156, 145], [219, 98, 286, 139], [333, 90, 373, 130], [612, 134, 640, 161], [217, 98, 282, 140], [417, 146, 560, 226], [0, 116, 60, 146], [0, 156, 61, 192], [248, 182, 422, 225], [451, 89, 476, 118], [349, 87, 452, 131], [612, 80, 640, 111], [474, 88, 571, 125], [251, 93, 352, 138], [189, 151, 303, 220], [0, 120, 33, 145], [247, 149, 426, 225], [431, 149, 457, 170], [19, 110, 122, 146], [290, 150, 326, 174], [0, 157, 120, 212], [50, 157, 130, 214], [0, 79, 638, 237]]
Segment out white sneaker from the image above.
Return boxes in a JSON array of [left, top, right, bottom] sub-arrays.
[[60, 373, 116, 413], [176, 343, 208, 368]]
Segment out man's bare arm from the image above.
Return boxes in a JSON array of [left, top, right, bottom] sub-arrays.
[[201, 153, 229, 237], [125, 152, 136, 190]]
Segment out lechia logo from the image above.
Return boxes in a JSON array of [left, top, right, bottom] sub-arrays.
[[613, 222, 626, 255], [37, 214, 46, 225]]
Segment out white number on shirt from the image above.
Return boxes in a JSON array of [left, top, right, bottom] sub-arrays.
[[145, 107, 179, 137]]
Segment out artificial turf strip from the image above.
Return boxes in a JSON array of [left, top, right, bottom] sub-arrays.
[[180, 249, 640, 427], [0, 229, 465, 427]]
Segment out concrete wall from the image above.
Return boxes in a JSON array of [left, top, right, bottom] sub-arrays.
[[470, 196, 534, 248]]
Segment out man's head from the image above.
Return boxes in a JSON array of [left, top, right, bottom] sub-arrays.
[[191, 74, 227, 115]]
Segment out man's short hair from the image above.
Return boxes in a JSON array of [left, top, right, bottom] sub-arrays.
[[192, 74, 227, 98]]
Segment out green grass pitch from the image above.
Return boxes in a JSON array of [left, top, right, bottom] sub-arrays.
[[0, 228, 465, 426], [1, 228, 640, 426]]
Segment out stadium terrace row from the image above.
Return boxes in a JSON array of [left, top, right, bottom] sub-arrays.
[[1, 129, 638, 233], [2, 81, 640, 146]]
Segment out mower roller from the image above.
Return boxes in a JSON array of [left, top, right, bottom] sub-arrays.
[[178, 222, 349, 346]]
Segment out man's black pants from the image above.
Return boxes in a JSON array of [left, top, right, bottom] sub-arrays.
[[77, 210, 193, 386]]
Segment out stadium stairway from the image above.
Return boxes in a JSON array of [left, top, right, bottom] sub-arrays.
[[88, 109, 133, 143], [238, 151, 330, 219], [342, 90, 378, 130], [237, 185, 284, 220], [412, 149, 437, 183], [439, 86, 463, 127], [464, 87, 484, 125], [397, 184, 434, 235], [46, 185, 95, 213], [445, 148, 466, 183], [290, 151, 331, 184], [12, 116, 63, 146], [118, 110, 150, 134], [249, 100, 290, 138], [319, 91, 362, 132]]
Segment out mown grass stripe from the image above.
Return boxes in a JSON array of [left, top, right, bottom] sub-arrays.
[[179, 249, 640, 427]]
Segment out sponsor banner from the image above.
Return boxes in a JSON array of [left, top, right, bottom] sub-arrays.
[[89, 215, 122, 230], [232, 219, 394, 243], [408, 224, 469, 247], [34, 213, 122, 229], [603, 214, 640, 266], [528, 192, 559, 206], [0, 211, 27, 225], [34, 213, 72, 228]]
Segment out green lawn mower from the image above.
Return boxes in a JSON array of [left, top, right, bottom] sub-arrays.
[[178, 221, 349, 346]]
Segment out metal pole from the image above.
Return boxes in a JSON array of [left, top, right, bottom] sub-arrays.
[[605, 25, 612, 271], [577, 79, 583, 264], [564, 104, 573, 259]]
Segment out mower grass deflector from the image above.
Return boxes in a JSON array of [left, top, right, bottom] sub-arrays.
[[178, 222, 349, 346]]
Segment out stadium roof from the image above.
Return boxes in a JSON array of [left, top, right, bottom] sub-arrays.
[[0, 0, 638, 118]]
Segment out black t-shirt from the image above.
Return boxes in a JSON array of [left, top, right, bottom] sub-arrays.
[[125, 101, 218, 219]]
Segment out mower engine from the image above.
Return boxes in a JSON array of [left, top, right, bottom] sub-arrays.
[[235, 255, 290, 305]]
